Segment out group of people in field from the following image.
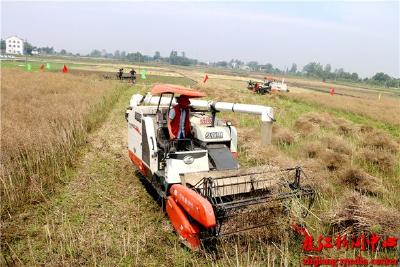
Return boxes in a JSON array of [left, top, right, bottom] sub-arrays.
[[117, 67, 136, 83]]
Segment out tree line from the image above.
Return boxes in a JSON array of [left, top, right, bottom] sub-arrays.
[[212, 60, 399, 88], [89, 49, 202, 67], [1, 39, 398, 88], [298, 62, 399, 88]]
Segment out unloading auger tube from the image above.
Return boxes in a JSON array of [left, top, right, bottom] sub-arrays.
[[127, 89, 315, 250], [129, 93, 275, 145]]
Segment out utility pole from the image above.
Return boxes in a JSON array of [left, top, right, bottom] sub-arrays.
[[25, 38, 28, 65]]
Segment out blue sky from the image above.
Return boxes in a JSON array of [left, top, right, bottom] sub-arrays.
[[1, 1, 399, 77]]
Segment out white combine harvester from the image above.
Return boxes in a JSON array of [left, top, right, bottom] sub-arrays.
[[125, 84, 313, 250], [248, 77, 289, 94], [270, 78, 289, 92]]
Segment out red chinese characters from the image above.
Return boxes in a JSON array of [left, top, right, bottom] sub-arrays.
[[292, 224, 398, 253]]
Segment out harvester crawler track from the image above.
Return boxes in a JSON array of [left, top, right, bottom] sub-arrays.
[[193, 167, 315, 238]]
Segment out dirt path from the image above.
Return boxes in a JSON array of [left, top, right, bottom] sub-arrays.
[[2, 87, 200, 266]]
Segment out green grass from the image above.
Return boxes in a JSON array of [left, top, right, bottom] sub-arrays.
[[1, 60, 73, 72], [137, 75, 196, 87], [331, 79, 400, 95], [275, 95, 400, 138]]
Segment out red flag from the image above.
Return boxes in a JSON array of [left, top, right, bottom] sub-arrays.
[[62, 64, 69, 73], [40, 64, 45, 71], [203, 74, 209, 83], [329, 87, 335, 96]]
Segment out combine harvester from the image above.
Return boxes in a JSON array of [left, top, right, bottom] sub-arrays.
[[248, 77, 289, 94], [126, 84, 313, 250]]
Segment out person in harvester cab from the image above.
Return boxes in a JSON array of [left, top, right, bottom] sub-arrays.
[[167, 95, 191, 140]]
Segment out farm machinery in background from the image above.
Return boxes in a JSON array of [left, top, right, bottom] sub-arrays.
[[118, 68, 137, 83], [247, 77, 289, 95], [104, 68, 137, 83], [125, 84, 314, 250]]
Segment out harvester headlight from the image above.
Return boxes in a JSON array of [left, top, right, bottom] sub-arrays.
[[183, 155, 194, 165]]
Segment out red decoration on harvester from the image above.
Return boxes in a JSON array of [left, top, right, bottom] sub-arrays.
[[62, 64, 69, 73], [40, 64, 45, 71], [203, 74, 209, 83], [329, 87, 335, 96]]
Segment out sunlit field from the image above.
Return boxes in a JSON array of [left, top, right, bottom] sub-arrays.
[[1, 58, 399, 265], [1, 68, 123, 213]]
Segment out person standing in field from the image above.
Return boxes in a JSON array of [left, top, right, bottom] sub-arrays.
[[130, 68, 136, 83], [118, 68, 123, 80]]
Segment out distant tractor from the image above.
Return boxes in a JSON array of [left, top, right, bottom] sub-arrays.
[[117, 68, 137, 83], [247, 80, 271, 95], [247, 77, 289, 95], [266, 77, 289, 93]]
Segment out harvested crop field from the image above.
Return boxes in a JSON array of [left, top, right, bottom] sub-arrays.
[[1, 63, 399, 265]]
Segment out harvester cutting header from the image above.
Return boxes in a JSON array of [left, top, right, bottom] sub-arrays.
[[125, 84, 314, 250]]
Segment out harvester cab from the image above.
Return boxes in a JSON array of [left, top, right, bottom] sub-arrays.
[[126, 84, 313, 250]]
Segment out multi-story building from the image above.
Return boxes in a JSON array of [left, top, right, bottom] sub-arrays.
[[5, 36, 24, 55]]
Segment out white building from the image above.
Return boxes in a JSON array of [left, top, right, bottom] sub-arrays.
[[6, 36, 24, 55]]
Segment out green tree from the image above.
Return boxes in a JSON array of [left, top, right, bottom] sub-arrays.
[[90, 49, 102, 57], [38, 47, 54, 54], [303, 62, 324, 77], [315, 63, 323, 77], [386, 79, 400, 88], [127, 52, 143, 62], [324, 64, 331, 74], [60, 49, 67, 55], [351, 72, 359, 81], [216, 61, 228, 67], [334, 68, 344, 79], [247, 61, 259, 71], [1, 39, 5, 52], [114, 50, 120, 58], [263, 63, 274, 73], [24, 41, 34, 55], [154, 51, 161, 60], [289, 63, 297, 73], [303, 62, 317, 75], [372, 72, 391, 82]]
